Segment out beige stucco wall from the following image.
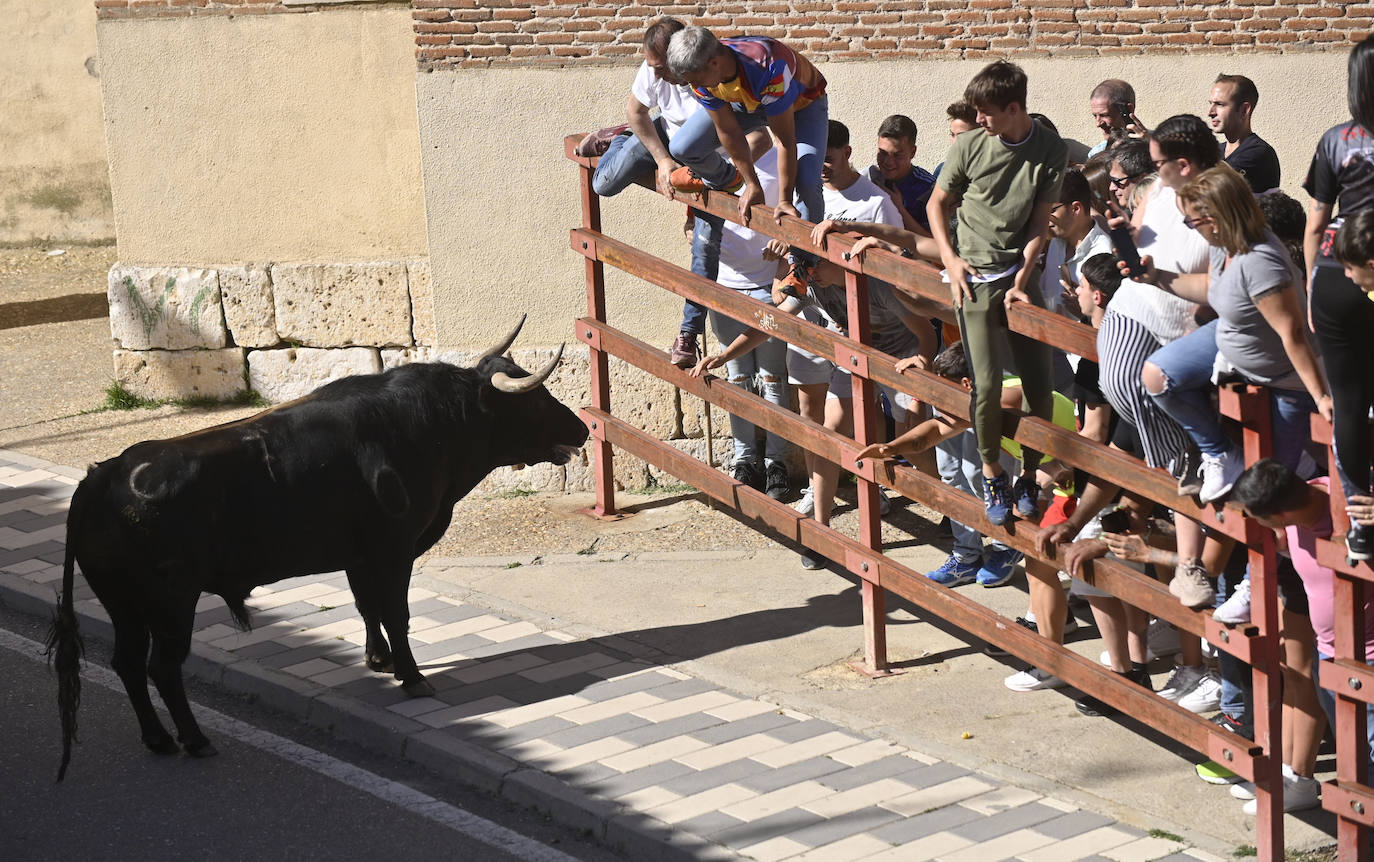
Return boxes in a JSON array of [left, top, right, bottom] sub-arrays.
[[420, 52, 1348, 350], [1, 0, 112, 244], [97, 7, 426, 264]]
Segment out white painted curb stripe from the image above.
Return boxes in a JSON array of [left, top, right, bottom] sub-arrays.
[[1, 629, 579, 862]]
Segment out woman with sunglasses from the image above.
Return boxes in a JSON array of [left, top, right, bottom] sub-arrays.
[[1138, 164, 1331, 504]]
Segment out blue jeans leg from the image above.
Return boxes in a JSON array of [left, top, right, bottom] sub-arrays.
[[591, 122, 665, 197], [681, 212, 725, 336], [667, 108, 768, 188], [937, 438, 983, 563], [709, 290, 789, 465], [1270, 388, 1316, 473], [1146, 320, 1231, 457], [1216, 565, 1251, 719]]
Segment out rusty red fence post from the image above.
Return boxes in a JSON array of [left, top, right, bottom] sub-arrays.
[[570, 138, 616, 518]]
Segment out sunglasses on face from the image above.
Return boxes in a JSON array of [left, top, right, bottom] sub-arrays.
[[1110, 174, 1142, 188], [1183, 214, 1214, 230]]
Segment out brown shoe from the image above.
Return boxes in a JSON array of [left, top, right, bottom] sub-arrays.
[[669, 332, 700, 369], [670, 165, 744, 194]]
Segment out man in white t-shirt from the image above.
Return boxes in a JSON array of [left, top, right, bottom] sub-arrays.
[[590, 17, 765, 370], [793, 120, 935, 561]]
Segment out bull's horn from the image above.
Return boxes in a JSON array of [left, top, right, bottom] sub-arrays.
[[479, 314, 527, 363], [491, 343, 564, 394]]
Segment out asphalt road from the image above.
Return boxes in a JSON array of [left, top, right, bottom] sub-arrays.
[[0, 601, 623, 862]]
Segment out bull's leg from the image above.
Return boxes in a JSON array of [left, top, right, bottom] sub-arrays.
[[345, 568, 392, 673], [146, 595, 215, 758], [109, 611, 178, 755], [375, 569, 433, 698]]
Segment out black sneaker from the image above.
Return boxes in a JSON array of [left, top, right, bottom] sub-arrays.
[[732, 460, 763, 491], [1012, 475, 1040, 518], [1211, 710, 1254, 741], [1174, 445, 1204, 498], [764, 462, 792, 502], [1349, 520, 1373, 562], [1075, 666, 1151, 717]]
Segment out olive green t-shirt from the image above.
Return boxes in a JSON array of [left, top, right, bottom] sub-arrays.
[[937, 122, 1068, 272]]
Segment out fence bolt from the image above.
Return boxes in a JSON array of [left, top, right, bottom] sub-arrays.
[[1219, 630, 1230, 643], [1222, 749, 1233, 761], [861, 562, 870, 573], [582, 241, 588, 250], [585, 330, 593, 339], [1355, 800, 1366, 815], [850, 355, 859, 367], [590, 421, 598, 430], [855, 460, 864, 469], [1352, 677, 1364, 691]]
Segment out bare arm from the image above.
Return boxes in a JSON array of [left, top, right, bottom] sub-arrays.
[[926, 185, 973, 306], [765, 106, 800, 224], [1006, 200, 1054, 306], [1134, 256, 1211, 304], [706, 107, 760, 223], [1304, 200, 1334, 297], [854, 414, 968, 461], [1253, 286, 1333, 420]]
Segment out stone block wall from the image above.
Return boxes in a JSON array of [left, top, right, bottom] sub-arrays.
[[108, 259, 432, 402]]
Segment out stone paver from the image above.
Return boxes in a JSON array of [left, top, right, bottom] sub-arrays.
[[0, 449, 1226, 862]]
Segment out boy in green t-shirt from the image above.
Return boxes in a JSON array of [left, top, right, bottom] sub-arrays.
[[926, 60, 1067, 527]]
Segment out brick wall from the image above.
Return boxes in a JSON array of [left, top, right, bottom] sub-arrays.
[[410, 0, 1370, 71]]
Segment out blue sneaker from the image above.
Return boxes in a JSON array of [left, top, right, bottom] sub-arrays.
[[927, 554, 981, 586], [983, 473, 1011, 526], [978, 547, 1024, 587], [1012, 475, 1039, 518]]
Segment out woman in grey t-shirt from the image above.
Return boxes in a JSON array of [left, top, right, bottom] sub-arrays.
[[1136, 165, 1332, 503]]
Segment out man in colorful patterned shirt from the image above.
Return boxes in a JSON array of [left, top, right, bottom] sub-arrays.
[[666, 26, 828, 289]]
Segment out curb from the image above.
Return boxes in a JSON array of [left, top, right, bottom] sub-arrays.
[[0, 575, 741, 862]]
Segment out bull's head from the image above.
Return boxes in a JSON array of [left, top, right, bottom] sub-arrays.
[[476, 316, 588, 467]]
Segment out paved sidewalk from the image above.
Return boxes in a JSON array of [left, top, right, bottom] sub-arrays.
[[0, 448, 1226, 862]]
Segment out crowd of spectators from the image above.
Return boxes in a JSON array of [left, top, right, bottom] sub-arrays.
[[583, 20, 1374, 815]]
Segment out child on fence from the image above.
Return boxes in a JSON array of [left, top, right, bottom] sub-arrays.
[[926, 60, 1066, 528], [854, 342, 1080, 691]]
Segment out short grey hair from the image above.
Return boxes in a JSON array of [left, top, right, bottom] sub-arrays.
[[667, 26, 720, 80]]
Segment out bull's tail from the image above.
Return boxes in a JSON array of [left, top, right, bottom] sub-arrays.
[[45, 484, 86, 782]]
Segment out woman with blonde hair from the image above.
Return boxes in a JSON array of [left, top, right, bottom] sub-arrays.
[[1137, 163, 1332, 502]]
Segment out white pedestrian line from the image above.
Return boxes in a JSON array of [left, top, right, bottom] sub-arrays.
[[0, 628, 579, 862]]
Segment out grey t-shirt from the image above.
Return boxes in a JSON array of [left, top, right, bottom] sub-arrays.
[[807, 279, 923, 360], [1211, 230, 1303, 390]]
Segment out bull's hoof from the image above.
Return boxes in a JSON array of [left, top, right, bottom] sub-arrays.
[[366, 654, 394, 673], [184, 740, 219, 759], [145, 735, 180, 756], [401, 678, 436, 698]]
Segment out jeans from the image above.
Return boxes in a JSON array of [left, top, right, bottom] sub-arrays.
[[936, 431, 1016, 563], [708, 291, 789, 465], [1145, 320, 1229, 456], [591, 116, 733, 337], [1216, 563, 1251, 720], [669, 96, 827, 265], [1148, 320, 1316, 470]]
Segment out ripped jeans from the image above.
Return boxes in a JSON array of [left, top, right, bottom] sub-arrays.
[[1145, 320, 1314, 471], [708, 291, 789, 466]]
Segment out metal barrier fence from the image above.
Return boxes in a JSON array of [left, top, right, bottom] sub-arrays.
[[565, 134, 1373, 860]]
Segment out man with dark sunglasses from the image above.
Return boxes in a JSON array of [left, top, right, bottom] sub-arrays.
[[1106, 139, 1153, 214]]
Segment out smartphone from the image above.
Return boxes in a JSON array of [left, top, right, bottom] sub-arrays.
[[1112, 100, 1134, 123], [1087, 183, 1146, 278], [1099, 507, 1132, 535], [1058, 263, 1075, 288]]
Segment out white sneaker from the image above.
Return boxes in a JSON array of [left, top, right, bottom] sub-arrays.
[[1004, 667, 1066, 692], [794, 486, 815, 515], [1147, 618, 1182, 658], [1231, 780, 1257, 801], [1199, 448, 1246, 503], [1177, 669, 1223, 713], [1158, 665, 1206, 702], [1214, 576, 1252, 624], [1241, 773, 1322, 815]]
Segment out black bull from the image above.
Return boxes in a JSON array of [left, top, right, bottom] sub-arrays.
[[47, 318, 589, 780]]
